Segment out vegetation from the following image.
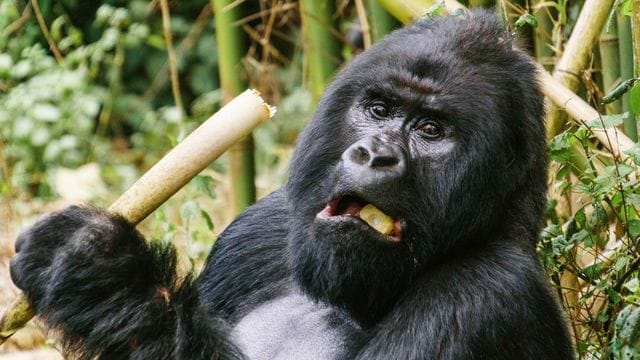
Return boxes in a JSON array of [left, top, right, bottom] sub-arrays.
[[2, 0, 640, 358]]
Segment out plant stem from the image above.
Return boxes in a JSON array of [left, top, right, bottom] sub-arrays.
[[618, 12, 637, 141], [532, 0, 555, 70], [546, 0, 616, 139], [634, 1, 640, 79], [160, 0, 185, 125], [212, 0, 256, 214], [299, 0, 341, 102], [599, 17, 622, 115], [366, 0, 400, 42]]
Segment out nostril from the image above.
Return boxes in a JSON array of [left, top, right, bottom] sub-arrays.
[[350, 146, 371, 165], [370, 155, 399, 168]]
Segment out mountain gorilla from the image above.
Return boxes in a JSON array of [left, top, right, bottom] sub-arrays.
[[10, 11, 573, 360]]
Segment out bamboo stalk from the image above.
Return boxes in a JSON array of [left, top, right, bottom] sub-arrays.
[[599, 18, 623, 115], [0, 90, 275, 345], [538, 68, 635, 157], [618, 12, 635, 115], [299, 0, 342, 102], [634, 1, 640, 76], [366, 0, 400, 42], [212, 0, 256, 214], [545, 0, 616, 139], [532, 0, 555, 70]]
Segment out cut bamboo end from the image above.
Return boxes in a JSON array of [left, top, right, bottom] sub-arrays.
[[0, 295, 33, 343], [108, 89, 274, 224]]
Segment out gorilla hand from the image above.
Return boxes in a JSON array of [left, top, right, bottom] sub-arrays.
[[9, 206, 192, 358], [10, 206, 169, 311]]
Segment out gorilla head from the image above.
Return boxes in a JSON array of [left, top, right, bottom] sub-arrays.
[[285, 12, 546, 327]]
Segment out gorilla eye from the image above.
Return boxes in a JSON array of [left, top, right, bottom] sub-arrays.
[[369, 102, 390, 118], [419, 122, 442, 138]]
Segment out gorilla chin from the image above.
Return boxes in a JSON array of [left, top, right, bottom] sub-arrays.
[[291, 210, 417, 327]]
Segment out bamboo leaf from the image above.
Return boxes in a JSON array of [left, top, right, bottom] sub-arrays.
[[588, 114, 627, 129], [515, 14, 538, 28]]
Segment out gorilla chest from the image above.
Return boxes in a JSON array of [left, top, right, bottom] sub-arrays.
[[231, 293, 349, 360]]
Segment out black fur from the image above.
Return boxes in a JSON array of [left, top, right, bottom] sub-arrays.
[[11, 12, 573, 359]]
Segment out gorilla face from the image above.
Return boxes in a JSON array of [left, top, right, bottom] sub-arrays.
[[286, 14, 545, 326]]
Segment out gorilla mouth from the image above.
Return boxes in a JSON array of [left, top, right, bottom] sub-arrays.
[[317, 195, 402, 241]]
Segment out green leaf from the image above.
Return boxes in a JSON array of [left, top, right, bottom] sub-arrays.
[[606, 164, 637, 178], [624, 143, 640, 165], [588, 113, 626, 129], [201, 210, 214, 231], [613, 305, 640, 359], [422, 0, 445, 19], [514, 14, 538, 28], [192, 175, 217, 199], [582, 262, 603, 280], [630, 83, 640, 115], [624, 278, 640, 294], [548, 132, 573, 163], [181, 200, 199, 223], [569, 229, 590, 244], [621, 0, 633, 16], [628, 219, 640, 239], [625, 193, 640, 208]]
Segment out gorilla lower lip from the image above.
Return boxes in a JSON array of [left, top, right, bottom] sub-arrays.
[[318, 195, 401, 241]]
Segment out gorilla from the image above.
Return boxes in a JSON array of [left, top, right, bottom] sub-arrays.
[[10, 11, 573, 359]]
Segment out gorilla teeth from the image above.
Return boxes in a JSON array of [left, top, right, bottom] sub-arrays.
[[318, 195, 402, 240]]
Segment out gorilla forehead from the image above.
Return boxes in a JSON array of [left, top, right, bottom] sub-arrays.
[[316, 13, 531, 140]]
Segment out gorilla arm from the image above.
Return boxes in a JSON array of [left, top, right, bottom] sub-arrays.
[[10, 206, 244, 359]]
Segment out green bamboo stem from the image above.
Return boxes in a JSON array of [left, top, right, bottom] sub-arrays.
[[299, 0, 341, 102], [532, 0, 555, 70], [599, 19, 623, 115], [366, 0, 400, 42], [618, 13, 636, 141], [634, 1, 640, 76], [546, 0, 616, 139], [212, 0, 256, 214], [618, 12, 634, 115]]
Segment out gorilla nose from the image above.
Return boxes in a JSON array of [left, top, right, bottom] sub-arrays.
[[343, 137, 406, 179]]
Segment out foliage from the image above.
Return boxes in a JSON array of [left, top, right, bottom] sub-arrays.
[[543, 118, 640, 358]]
